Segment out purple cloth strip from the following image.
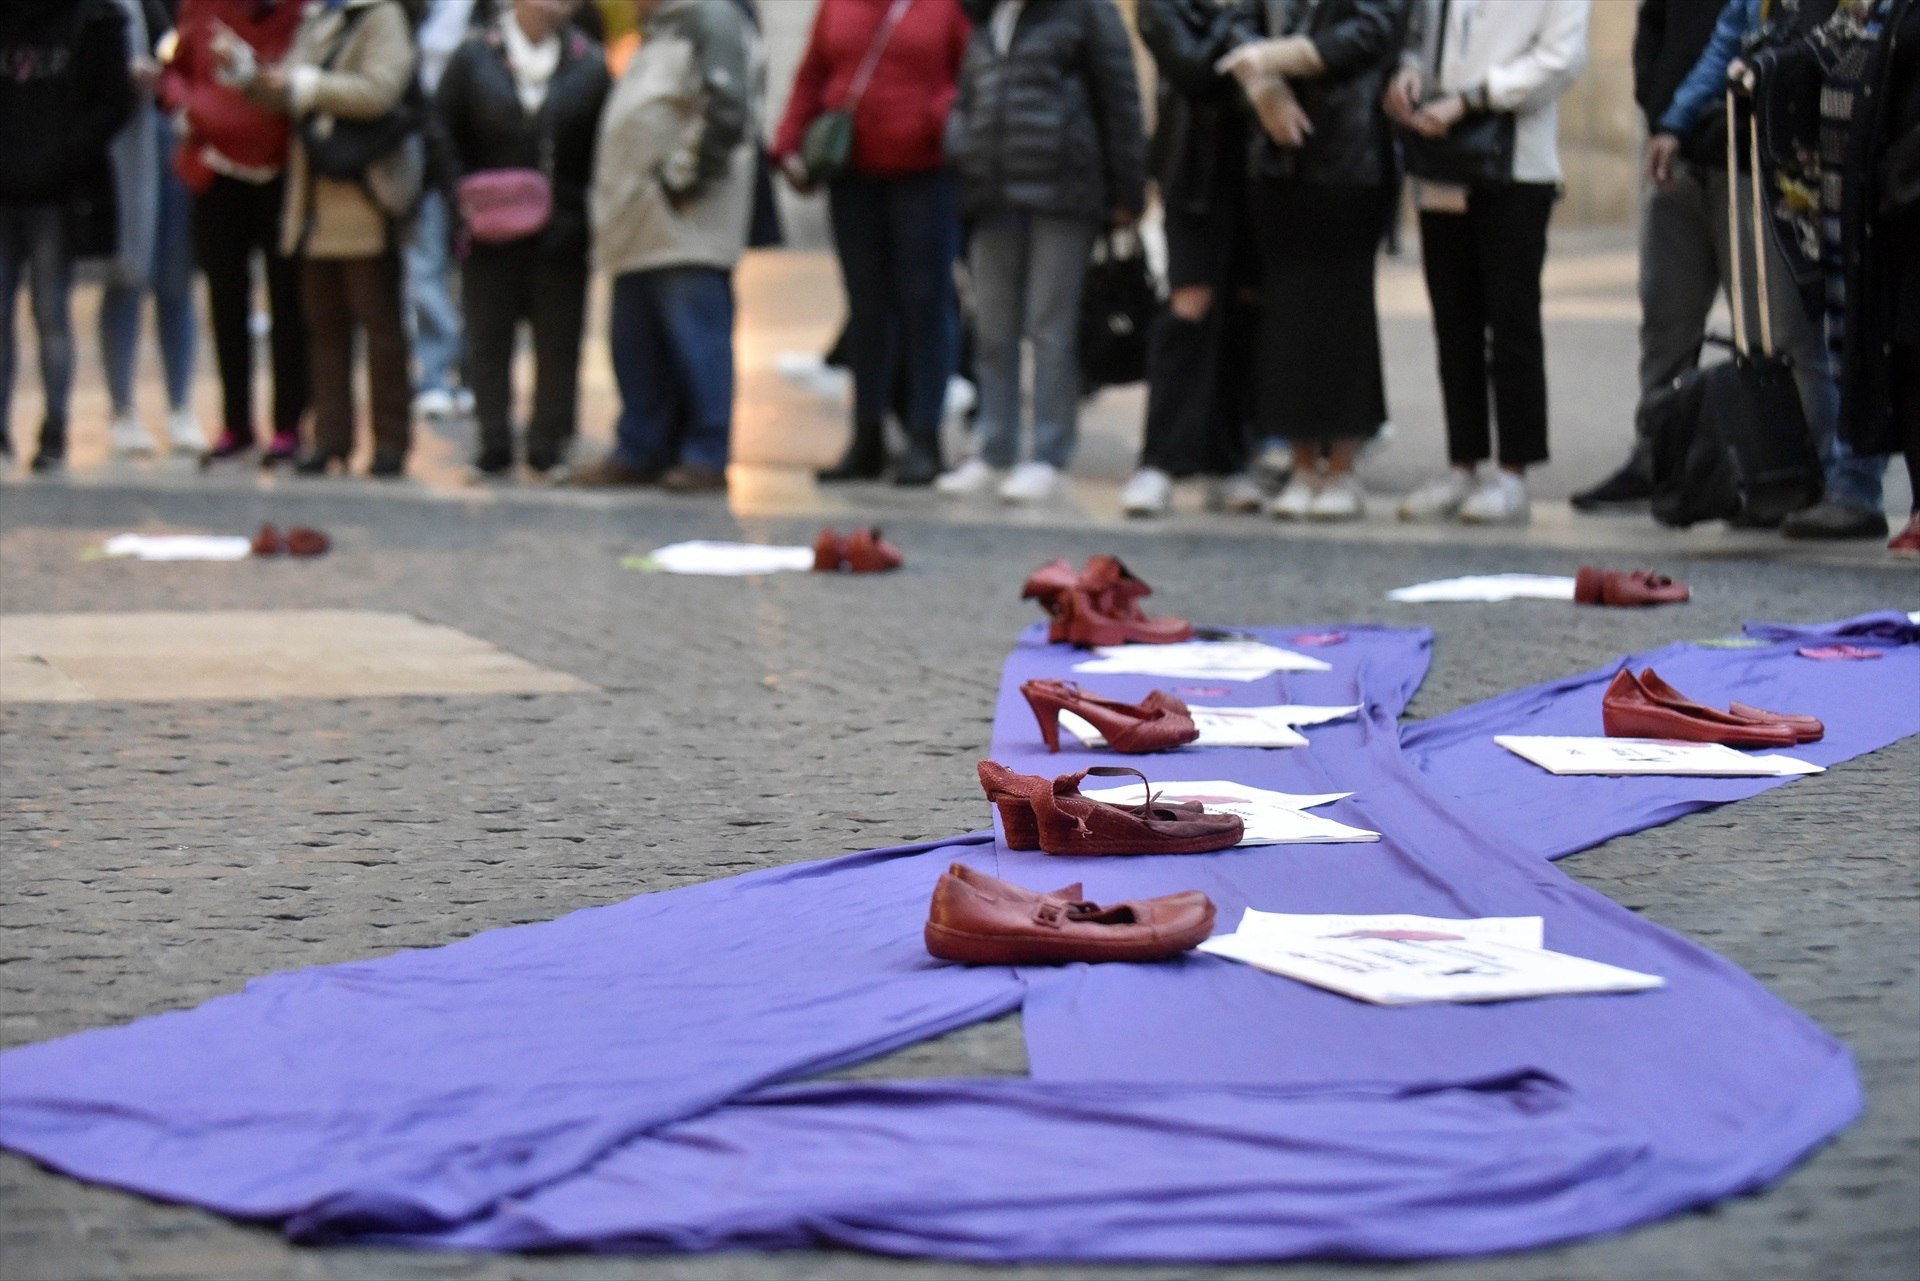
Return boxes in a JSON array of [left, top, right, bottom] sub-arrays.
[[0, 617, 1904, 1259]]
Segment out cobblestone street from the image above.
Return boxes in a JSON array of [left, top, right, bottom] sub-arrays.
[[0, 472, 1914, 1280]]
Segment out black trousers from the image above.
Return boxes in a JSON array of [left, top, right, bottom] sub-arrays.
[[461, 241, 588, 469], [1418, 183, 1557, 468], [192, 174, 309, 441], [1138, 197, 1255, 478]]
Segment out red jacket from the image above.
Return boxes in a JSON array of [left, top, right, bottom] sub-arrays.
[[774, 0, 971, 178], [158, 0, 303, 187]]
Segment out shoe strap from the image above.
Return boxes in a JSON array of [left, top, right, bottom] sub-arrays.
[[1085, 765, 1159, 817]]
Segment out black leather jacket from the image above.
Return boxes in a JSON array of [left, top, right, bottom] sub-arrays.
[[1141, 0, 1255, 220], [948, 0, 1147, 220], [1253, 0, 1408, 189]]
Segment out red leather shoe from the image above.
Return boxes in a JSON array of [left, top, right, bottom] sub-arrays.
[[1021, 558, 1080, 613], [1600, 669, 1799, 748], [812, 527, 846, 572], [924, 866, 1216, 965], [1727, 702, 1824, 743], [284, 526, 330, 557], [1634, 669, 1823, 743], [1031, 765, 1244, 857], [251, 523, 287, 557], [845, 527, 903, 573], [976, 760, 1203, 851], [1574, 566, 1691, 606], [945, 862, 1083, 906], [1056, 587, 1195, 647], [1019, 679, 1197, 753]]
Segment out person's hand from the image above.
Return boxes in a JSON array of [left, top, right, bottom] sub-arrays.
[[779, 153, 815, 195], [254, 66, 287, 101], [1645, 132, 1682, 189], [130, 54, 161, 95], [1216, 36, 1323, 83], [1411, 93, 1466, 139], [1383, 67, 1423, 125], [1727, 57, 1756, 94], [1244, 73, 1312, 148]]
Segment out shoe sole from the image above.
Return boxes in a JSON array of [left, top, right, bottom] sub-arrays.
[[923, 920, 1210, 966]]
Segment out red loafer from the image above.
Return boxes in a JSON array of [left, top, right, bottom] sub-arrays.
[[1575, 566, 1691, 606], [924, 866, 1216, 965], [251, 523, 286, 557], [845, 527, 903, 573], [1601, 669, 1799, 748], [812, 527, 846, 572]]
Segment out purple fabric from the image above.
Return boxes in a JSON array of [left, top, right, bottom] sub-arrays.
[[0, 617, 1907, 1260]]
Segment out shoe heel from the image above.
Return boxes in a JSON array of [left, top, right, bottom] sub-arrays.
[[992, 796, 1041, 850], [1021, 685, 1065, 752]]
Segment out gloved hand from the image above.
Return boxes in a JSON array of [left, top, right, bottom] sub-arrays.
[[1216, 36, 1326, 82]]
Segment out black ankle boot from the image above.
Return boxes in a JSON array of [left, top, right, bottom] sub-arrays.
[[817, 422, 886, 482]]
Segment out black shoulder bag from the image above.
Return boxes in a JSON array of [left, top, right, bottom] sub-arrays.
[[301, 4, 425, 182], [1398, 0, 1516, 186]]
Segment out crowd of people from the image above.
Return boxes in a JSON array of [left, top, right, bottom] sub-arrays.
[[0, 0, 1914, 552]]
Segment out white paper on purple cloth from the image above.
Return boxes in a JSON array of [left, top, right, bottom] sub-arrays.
[[1079, 777, 1379, 845], [1495, 735, 1823, 777], [1059, 703, 1361, 750], [1072, 640, 1331, 681]]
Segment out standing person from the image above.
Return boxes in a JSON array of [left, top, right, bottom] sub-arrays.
[[570, 0, 760, 492], [102, 0, 205, 458], [773, 0, 971, 488], [224, 0, 423, 478], [935, 0, 1146, 504], [1217, 0, 1408, 522], [159, 0, 310, 466], [1387, 0, 1590, 525], [438, 0, 611, 479], [1121, 0, 1264, 518], [408, 0, 477, 425], [0, 0, 136, 471]]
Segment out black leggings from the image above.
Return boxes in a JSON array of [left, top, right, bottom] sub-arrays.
[[192, 174, 309, 441]]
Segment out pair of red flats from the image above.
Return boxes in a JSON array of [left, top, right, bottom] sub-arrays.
[[251, 524, 329, 557], [1574, 566, 1690, 606], [976, 760, 1243, 857], [1019, 679, 1198, 753], [923, 863, 1216, 966], [812, 527, 901, 573], [1023, 555, 1193, 647], [1601, 668, 1824, 748]]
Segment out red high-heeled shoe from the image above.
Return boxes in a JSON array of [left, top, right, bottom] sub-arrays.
[[1030, 765, 1243, 857], [976, 760, 1203, 851], [1019, 679, 1197, 753]]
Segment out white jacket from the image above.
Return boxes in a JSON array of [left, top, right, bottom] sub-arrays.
[[1404, 0, 1590, 185]]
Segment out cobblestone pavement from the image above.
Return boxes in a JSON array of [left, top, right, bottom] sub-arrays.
[[0, 479, 1915, 1281]]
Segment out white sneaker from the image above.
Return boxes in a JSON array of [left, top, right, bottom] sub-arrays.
[[1253, 439, 1292, 481], [165, 407, 204, 454], [109, 410, 154, 456], [1120, 467, 1173, 517], [999, 460, 1062, 504], [1459, 469, 1531, 525], [943, 376, 977, 420], [1397, 468, 1477, 522], [1307, 471, 1365, 521], [1205, 471, 1265, 514], [414, 387, 457, 420], [934, 457, 1002, 496], [1265, 473, 1318, 520]]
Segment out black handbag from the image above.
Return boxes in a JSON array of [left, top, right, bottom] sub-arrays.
[[300, 5, 422, 182], [1397, 0, 1516, 186], [798, 0, 913, 185], [1078, 231, 1159, 391]]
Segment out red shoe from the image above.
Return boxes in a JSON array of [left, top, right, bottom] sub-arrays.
[[251, 523, 287, 557], [976, 760, 1203, 851], [845, 527, 903, 573], [1635, 669, 1824, 744], [1056, 587, 1195, 647], [944, 862, 1083, 906], [1574, 566, 1691, 606], [1020, 558, 1079, 612], [1600, 669, 1799, 748], [284, 526, 330, 557], [924, 866, 1216, 965], [1890, 512, 1920, 557], [812, 528, 846, 572], [1031, 765, 1244, 857], [200, 430, 255, 466], [1019, 679, 1197, 753]]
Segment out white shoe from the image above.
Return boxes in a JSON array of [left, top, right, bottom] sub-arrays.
[[943, 376, 978, 420], [453, 386, 475, 416], [1307, 471, 1365, 521], [1459, 469, 1531, 525], [1206, 471, 1265, 514], [1397, 469, 1477, 522], [109, 411, 154, 456], [1253, 439, 1292, 481], [414, 387, 457, 420], [1265, 473, 1318, 520], [1120, 467, 1173, 517], [165, 407, 204, 454], [934, 457, 1002, 496], [999, 460, 1062, 504]]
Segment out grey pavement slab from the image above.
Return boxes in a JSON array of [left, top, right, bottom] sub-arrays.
[[0, 464, 1916, 1280]]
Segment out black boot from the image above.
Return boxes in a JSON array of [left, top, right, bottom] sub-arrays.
[[893, 434, 942, 487], [817, 421, 886, 482]]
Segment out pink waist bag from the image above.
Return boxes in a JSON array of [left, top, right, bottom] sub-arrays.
[[457, 169, 553, 244]]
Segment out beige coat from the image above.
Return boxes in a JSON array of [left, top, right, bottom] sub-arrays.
[[277, 0, 421, 259]]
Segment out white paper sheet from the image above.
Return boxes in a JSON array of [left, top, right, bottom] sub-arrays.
[[1059, 703, 1361, 750], [1071, 640, 1331, 681], [1079, 778, 1379, 846], [641, 541, 817, 576], [1231, 909, 1546, 950], [100, 534, 254, 562], [1386, 574, 1577, 604], [1495, 735, 1823, 777]]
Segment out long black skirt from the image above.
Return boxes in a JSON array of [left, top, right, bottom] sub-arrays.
[[1250, 178, 1394, 444]]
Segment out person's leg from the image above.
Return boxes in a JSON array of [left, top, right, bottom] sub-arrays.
[[1638, 163, 1724, 398], [1477, 184, 1555, 471], [22, 206, 75, 461], [149, 122, 199, 415], [193, 177, 257, 445], [1024, 215, 1099, 470], [1417, 206, 1491, 468], [405, 190, 463, 400], [606, 269, 679, 474], [0, 208, 24, 454], [460, 245, 524, 470], [99, 280, 142, 417], [886, 169, 960, 474], [525, 254, 589, 472], [255, 177, 310, 446], [300, 260, 356, 462], [342, 253, 414, 466], [964, 215, 1029, 470], [652, 266, 736, 474], [825, 174, 894, 475]]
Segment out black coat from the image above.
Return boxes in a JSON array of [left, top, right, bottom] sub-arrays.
[[434, 23, 612, 260], [1252, 0, 1408, 189], [948, 0, 1147, 221], [1141, 0, 1253, 218]]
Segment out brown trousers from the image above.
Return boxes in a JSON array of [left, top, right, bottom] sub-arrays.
[[301, 255, 411, 461]]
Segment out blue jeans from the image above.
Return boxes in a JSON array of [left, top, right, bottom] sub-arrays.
[[0, 203, 74, 453], [100, 114, 197, 413], [608, 267, 734, 472], [406, 190, 463, 394], [826, 169, 959, 440], [968, 211, 1097, 469]]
